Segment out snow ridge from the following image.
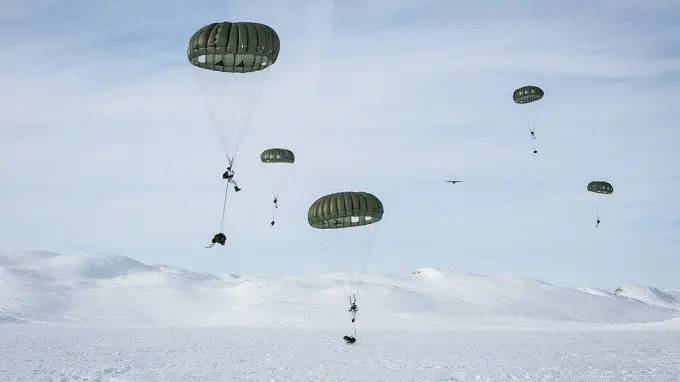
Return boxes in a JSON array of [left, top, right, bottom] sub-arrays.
[[1, 250, 679, 328]]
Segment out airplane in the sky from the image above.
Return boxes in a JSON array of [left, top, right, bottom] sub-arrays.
[[444, 179, 464, 184]]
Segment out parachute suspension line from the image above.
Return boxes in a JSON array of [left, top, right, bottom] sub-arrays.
[[191, 61, 273, 161], [522, 109, 533, 133], [320, 235, 350, 298], [355, 223, 381, 298], [522, 109, 538, 154], [229, 69, 273, 160], [219, 185, 230, 232], [318, 223, 381, 301], [191, 70, 230, 161]]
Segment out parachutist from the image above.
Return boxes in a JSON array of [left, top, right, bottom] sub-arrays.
[[348, 294, 358, 323], [596, 218, 600, 227], [273, 197, 278, 208], [270, 220, 275, 227], [222, 166, 241, 192], [206, 233, 227, 248], [533, 149, 538, 155], [343, 335, 356, 344], [530, 130, 536, 140]]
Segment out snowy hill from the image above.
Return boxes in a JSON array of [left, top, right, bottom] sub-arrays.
[[1, 250, 679, 328], [613, 284, 680, 311]]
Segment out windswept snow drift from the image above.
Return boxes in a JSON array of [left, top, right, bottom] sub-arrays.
[[1, 250, 679, 328]]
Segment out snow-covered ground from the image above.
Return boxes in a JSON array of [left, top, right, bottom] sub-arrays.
[[2, 250, 680, 380], [2, 325, 680, 381]]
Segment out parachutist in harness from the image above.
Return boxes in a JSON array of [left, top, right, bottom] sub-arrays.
[[533, 149, 538, 155], [344, 295, 359, 344], [348, 295, 358, 323], [222, 159, 241, 192], [206, 232, 226, 248], [596, 218, 600, 227], [270, 197, 279, 227], [222, 167, 241, 192]]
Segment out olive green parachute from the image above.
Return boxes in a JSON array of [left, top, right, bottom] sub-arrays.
[[188, 22, 280, 73], [261, 148, 295, 226], [587, 181, 614, 195], [187, 21, 281, 161], [261, 148, 295, 164], [513, 85, 544, 104], [308, 192, 384, 229], [308, 191, 385, 334], [188, 21, 281, 235]]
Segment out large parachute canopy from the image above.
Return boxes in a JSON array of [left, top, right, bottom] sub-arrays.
[[188, 21, 280, 161], [308, 192, 384, 230], [513, 85, 544, 104], [587, 181, 614, 195]]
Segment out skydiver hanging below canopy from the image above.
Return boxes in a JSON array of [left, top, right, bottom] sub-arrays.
[[222, 158, 241, 192], [596, 218, 601, 228], [529, 123, 538, 156], [206, 232, 226, 248], [343, 294, 359, 344], [270, 197, 278, 227], [349, 294, 358, 323]]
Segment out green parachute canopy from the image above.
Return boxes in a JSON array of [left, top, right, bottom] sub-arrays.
[[188, 22, 280, 73], [187, 21, 280, 161], [587, 181, 614, 195], [513, 85, 544, 104], [261, 148, 295, 164], [308, 191, 384, 230]]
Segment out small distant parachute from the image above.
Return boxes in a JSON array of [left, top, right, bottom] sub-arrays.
[[513, 85, 544, 104], [513, 85, 544, 155], [261, 148, 295, 164], [587, 181, 614, 226], [261, 148, 295, 226], [587, 181, 614, 195]]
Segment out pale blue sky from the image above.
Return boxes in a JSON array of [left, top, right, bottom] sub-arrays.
[[1, 1, 679, 290]]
